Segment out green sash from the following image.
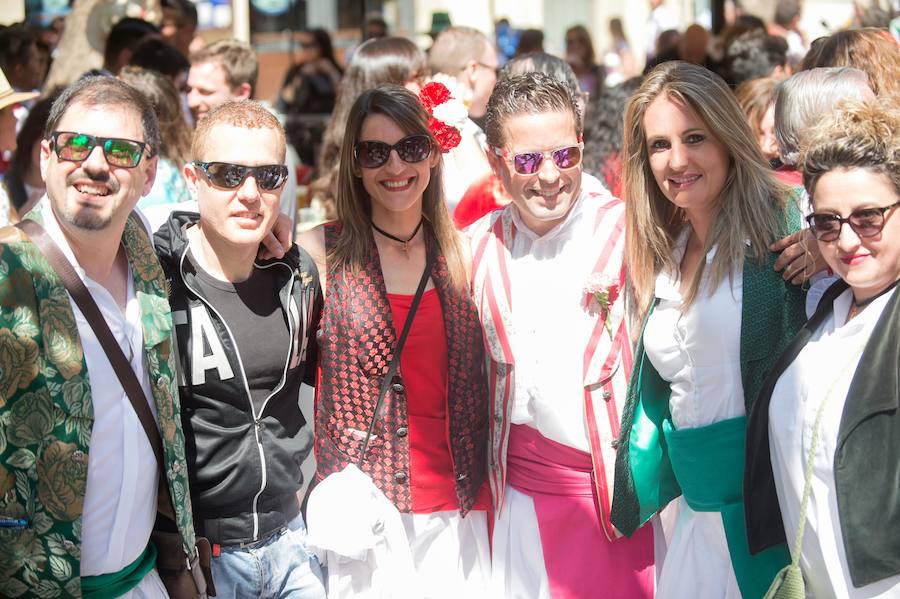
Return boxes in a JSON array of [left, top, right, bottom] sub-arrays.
[[81, 543, 157, 598], [664, 416, 790, 599]]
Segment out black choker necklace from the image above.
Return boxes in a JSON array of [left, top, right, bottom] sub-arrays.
[[372, 218, 423, 255], [853, 278, 899, 309]]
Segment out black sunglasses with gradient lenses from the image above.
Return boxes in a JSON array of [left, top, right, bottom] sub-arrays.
[[806, 200, 900, 242], [354, 135, 433, 169], [51, 131, 149, 168], [193, 161, 289, 191], [498, 144, 583, 175]]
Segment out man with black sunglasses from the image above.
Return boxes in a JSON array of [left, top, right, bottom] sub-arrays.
[[468, 72, 655, 597], [0, 76, 200, 597], [153, 100, 325, 598]]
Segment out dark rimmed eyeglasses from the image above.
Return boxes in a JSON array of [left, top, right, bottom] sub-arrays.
[[806, 200, 900, 242], [50, 131, 151, 168], [492, 143, 584, 175], [354, 135, 433, 169], [193, 161, 289, 191]]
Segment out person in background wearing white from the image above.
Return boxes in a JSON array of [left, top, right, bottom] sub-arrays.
[[427, 26, 499, 214]]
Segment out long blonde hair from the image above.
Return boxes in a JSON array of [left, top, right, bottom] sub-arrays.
[[623, 61, 792, 322], [331, 84, 467, 290]]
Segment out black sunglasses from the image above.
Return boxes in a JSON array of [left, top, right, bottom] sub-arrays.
[[806, 200, 900, 242], [354, 135, 433, 169], [50, 131, 150, 168], [193, 161, 289, 191]]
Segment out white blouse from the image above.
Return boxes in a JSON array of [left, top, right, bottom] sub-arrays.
[[507, 177, 616, 452], [641, 230, 748, 599], [643, 231, 746, 429], [769, 287, 900, 599]]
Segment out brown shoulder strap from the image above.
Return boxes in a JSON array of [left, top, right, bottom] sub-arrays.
[[15, 219, 166, 470]]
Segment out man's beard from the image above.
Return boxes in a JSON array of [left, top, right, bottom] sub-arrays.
[[62, 205, 114, 230], [61, 172, 121, 231]]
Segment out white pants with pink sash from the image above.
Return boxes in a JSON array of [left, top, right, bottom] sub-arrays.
[[491, 424, 655, 598]]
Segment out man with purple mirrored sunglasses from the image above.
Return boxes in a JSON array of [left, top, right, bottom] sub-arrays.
[[467, 72, 656, 598]]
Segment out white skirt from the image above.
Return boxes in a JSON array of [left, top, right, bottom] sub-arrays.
[[401, 510, 491, 599], [656, 496, 741, 599]]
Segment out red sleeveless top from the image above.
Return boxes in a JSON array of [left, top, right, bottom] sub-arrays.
[[388, 289, 490, 513]]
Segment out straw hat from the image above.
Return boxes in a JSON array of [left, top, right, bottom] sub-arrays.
[[0, 68, 39, 112]]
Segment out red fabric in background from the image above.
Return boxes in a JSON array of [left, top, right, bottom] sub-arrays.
[[453, 174, 509, 229]]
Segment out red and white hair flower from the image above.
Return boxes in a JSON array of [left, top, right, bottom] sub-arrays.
[[418, 81, 466, 153]]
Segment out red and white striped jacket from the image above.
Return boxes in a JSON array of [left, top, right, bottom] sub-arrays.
[[468, 190, 632, 540]]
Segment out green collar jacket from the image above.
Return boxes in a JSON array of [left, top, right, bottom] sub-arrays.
[[611, 249, 807, 536], [0, 206, 196, 597], [745, 279, 900, 588]]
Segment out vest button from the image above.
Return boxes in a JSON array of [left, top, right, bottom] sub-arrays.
[[602, 389, 612, 401], [396, 427, 408, 437], [391, 383, 405, 394], [456, 473, 467, 481], [394, 471, 408, 483]]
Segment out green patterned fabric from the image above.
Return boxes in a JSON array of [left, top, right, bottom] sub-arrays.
[[0, 207, 196, 598], [611, 248, 807, 538]]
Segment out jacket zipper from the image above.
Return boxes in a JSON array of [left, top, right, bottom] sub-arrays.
[[178, 250, 298, 540]]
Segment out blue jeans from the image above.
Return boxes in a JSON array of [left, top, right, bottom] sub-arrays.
[[210, 512, 326, 599]]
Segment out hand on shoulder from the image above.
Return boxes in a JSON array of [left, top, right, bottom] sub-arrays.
[[298, 224, 328, 293]]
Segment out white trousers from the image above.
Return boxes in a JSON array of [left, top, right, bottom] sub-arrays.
[[401, 510, 491, 599]]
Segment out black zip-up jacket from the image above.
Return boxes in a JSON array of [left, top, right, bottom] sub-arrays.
[[154, 212, 322, 546]]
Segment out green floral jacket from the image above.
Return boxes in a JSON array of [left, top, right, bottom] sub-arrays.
[[0, 209, 196, 598]]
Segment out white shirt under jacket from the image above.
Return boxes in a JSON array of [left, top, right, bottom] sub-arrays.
[[42, 200, 167, 597], [769, 287, 900, 599], [641, 228, 744, 599]]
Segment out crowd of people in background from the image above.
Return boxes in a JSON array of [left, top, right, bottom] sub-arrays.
[[0, 1, 899, 598]]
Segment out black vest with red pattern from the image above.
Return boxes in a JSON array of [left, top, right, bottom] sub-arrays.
[[315, 223, 488, 514]]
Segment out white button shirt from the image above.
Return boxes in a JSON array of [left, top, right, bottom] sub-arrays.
[[641, 229, 746, 599], [41, 200, 165, 595], [769, 287, 900, 599]]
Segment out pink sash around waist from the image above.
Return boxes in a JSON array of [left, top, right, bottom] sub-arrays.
[[506, 424, 655, 599]]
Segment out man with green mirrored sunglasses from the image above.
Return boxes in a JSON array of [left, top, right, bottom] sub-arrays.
[[0, 75, 200, 598]]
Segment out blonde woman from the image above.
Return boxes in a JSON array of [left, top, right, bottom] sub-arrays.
[[746, 101, 900, 598], [610, 61, 808, 599]]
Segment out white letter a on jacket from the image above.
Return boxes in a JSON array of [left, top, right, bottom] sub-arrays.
[[190, 305, 235, 384]]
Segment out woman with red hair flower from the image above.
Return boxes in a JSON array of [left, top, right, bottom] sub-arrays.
[[299, 84, 491, 597]]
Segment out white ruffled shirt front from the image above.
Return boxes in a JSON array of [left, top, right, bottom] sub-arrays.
[[507, 174, 614, 453]]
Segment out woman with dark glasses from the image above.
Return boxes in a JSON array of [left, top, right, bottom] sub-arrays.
[[298, 84, 491, 596], [611, 62, 810, 599], [745, 101, 900, 598]]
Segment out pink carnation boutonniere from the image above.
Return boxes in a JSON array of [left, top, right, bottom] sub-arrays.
[[418, 81, 466, 153], [584, 273, 621, 336]]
